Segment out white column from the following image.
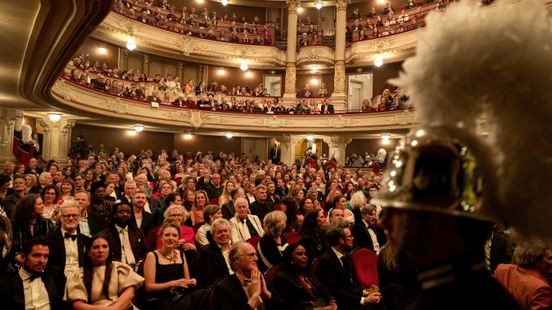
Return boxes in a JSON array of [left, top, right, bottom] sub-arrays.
[[331, 0, 348, 111], [324, 135, 351, 165], [39, 117, 75, 164], [0, 108, 23, 162], [283, 0, 299, 106]]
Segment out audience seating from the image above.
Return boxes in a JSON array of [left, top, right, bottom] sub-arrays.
[[350, 248, 379, 288], [246, 236, 261, 249], [264, 264, 280, 282], [284, 231, 299, 245]]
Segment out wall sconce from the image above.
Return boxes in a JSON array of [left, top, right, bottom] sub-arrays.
[[315, 0, 324, 10], [374, 54, 384, 67], [226, 132, 234, 139], [240, 60, 249, 71], [221, 0, 229, 6], [381, 133, 390, 144], [126, 38, 137, 51], [47, 112, 62, 122], [184, 132, 193, 140], [134, 124, 144, 133], [306, 134, 314, 141], [245, 71, 253, 78]]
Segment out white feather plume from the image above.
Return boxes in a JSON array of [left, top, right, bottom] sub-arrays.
[[392, 0, 552, 239]]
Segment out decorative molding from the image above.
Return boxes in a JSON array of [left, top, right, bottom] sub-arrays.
[[328, 115, 351, 128], [346, 31, 418, 65], [263, 116, 288, 128], [297, 46, 334, 67]]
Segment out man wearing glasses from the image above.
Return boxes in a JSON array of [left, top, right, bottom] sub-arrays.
[[45, 201, 89, 281]]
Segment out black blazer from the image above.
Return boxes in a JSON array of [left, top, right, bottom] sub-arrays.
[[0, 266, 67, 310], [351, 220, 387, 252], [212, 274, 284, 310], [221, 201, 235, 220], [138, 210, 158, 237], [44, 229, 89, 279], [197, 243, 230, 287], [315, 249, 364, 310], [101, 225, 146, 263]]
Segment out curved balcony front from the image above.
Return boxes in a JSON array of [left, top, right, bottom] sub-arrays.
[[51, 78, 417, 134], [93, 12, 286, 69]]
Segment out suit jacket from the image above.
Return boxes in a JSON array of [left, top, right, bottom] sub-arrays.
[[212, 274, 284, 310], [269, 147, 281, 163], [230, 215, 264, 243], [0, 267, 67, 310], [315, 248, 364, 310], [101, 225, 146, 263], [198, 243, 231, 287], [138, 210, 158, 237], [44, 229, 89, 279], [221, 201, 235, 220], [351, 219, 386, 253], [321, 103, 334, 114], [249, 200, 274, 222], [490, 232, 512, 273]]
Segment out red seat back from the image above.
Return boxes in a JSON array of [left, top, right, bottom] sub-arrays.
[[310, 257, 321, 282], [264, 264, 281, 282], [350, 248, 379, 288], [284, 231, 300, 245], [246, 236, 261, 249]]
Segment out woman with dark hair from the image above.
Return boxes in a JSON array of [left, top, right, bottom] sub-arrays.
[[65, 234, 144, 308], [299, 209, 328, 265], [280, 196, 302, 233], [58, 178, 76, 204], [8, 194, 54, 271], [40, 185, 60, 222], [181, 188, 195, 212], [84, 169, 97, 192], [0, 174, 12, 206], [273, 243, 337, 310]]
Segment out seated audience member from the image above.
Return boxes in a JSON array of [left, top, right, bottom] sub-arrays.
[[143, 222, 207, 309], [198, 218, 233, 287], [148, 205, 196, 251], [8, 194, 55, 272], [64, 235, 144, 308], [257, 210, 288, 273], [249, 184, 274, 222], [0, 237, 66, 309], [101, 202, 146, 268], [132, 189, 162, 237], [2, 174, 27, 219], [299, 209, 329, 264], [494, 238, 552, 309], [45, 201, 90, 280], [211, 241, 284, 309], [352, 204, 386, 254], [196, 204, 223, 247], [221, 187, 245, 220], [190, 190, 209, 225], [315, 222, 381, 309], [229, 197, 264, 243], [273, 243, 337, 310]]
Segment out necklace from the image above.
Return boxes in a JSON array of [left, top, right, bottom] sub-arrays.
[[161, 250, 177, 263]]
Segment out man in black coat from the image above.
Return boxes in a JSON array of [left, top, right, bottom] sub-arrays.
[[352, 205, 386, 253], [197, 218, 232, 287], [45, 201, 89, 280], [0, 237, 67, 310]]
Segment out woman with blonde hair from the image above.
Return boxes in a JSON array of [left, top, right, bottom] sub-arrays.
[[257, 210, 288, 273], [190, 190, 209, 226], [217, 180, 235, 207]]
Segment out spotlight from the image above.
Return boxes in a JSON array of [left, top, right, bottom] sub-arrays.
[[47, 112, 62, 122], [134, 124, 144, 133], [226, 132, 234, 139], [374, 55, 384, 67], [315, 0, 324, 10], [240, 61, 248, 71], [126, 38, 136, 51]]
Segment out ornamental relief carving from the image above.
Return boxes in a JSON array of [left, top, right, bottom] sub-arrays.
[[263, 116, 288, 128], [53, 80, 74, 101], [328, 115, 352, 128], [106, 98, 132, 115]]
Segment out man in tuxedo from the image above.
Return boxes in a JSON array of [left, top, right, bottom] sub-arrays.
[[120, 179, 138, 205], [45, 201, 89, 280], [132, 189, 161, 237], [101, 202, 145, 268], [269, 142, 281, 164], [249, 184, 274, 221], [0, 237, 66, 309], [321, 98, 335, 114], [352, 205, 386, 254], [315, 222, 382, 309]]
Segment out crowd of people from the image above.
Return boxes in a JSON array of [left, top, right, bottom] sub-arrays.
[[0, 129, 549, 309], [113, 0, 277, 46]]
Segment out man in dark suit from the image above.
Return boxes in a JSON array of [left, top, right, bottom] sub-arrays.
[[132, 189, 161, 237], [0, 237, 66, 310], [249, 184, 274, 221], [198, 218, 232, 287], [352, 205, 386, 253], [320, 98, 335, 114], [315, 222, 382, 309], [269, 142, 281, 164], [101, 202, 145, 268], [211, 241, 284, 309], [45, 201, 89, 280]]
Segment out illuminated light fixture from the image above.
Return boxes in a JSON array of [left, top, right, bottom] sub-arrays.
[[306, 134, 314, 141], [374, 54, 384, 67], [315, 0, 324, 10], [297, 4, 304, 13], [47, 112, 62, 122], [310, 78, 319, 85], [126, 38, 136, 51], [184, 132, 193, 140], [245, 71, 253, 78], [377, 0, 385, 4], [127, 130, 137, 136], [221, 0, 229, 5], [217, 69, 226, 76], [98, 47, 107, 55], [134, 124, 144, 133], [196, 0, 205, 4], [381, 133, 391, 144], [240, 61, 248, 71], [226, 132, 234, 139]]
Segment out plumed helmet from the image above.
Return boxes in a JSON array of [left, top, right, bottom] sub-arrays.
[[371, 127, 496, 222]]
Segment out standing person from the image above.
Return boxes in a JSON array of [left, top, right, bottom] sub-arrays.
[[0, 237, 66, 310], [494, 239, 552, 309], [269, 142, 281, 164], [64, 235, 144, 308], [373, 130, 522, 309], [211, 241, 284, 310]]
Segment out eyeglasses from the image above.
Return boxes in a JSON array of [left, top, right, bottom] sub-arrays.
[[343, 235, 354, 240], [62, 214, 80, 218]]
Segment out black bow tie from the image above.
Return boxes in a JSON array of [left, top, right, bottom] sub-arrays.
[[28, 273, 43, 282], [64, 232, 77, 240]]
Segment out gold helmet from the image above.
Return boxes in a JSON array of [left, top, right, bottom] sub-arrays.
[[371, 128, 496, 222]]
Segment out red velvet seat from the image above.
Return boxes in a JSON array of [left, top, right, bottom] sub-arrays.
[[246, 236, 261, 249], [264, 264, 281, 282], [284, 231, 299, 245], [350, 248, 379, 288]]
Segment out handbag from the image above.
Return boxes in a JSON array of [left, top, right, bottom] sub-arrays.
[[169, 287, 188, 303]]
